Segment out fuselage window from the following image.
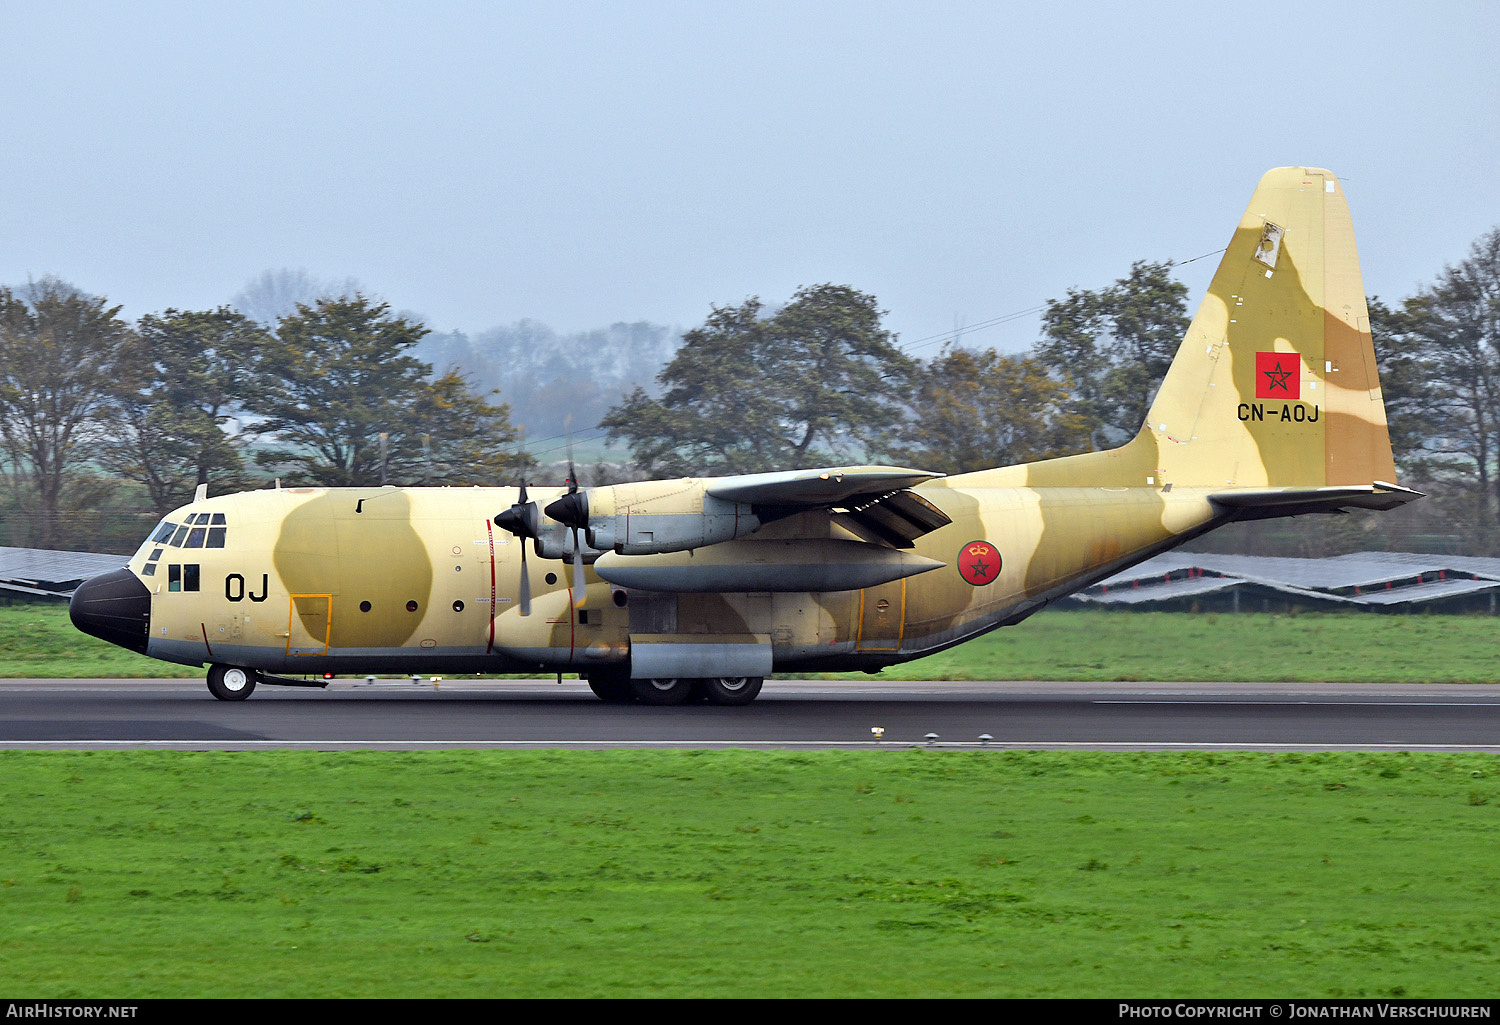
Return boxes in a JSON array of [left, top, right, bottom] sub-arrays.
[[141, 563, 156, 576], [148, 549, 162, 561], [169, 525, 189, 547], [150, 522, 177, 544], [186, 527, 206, 548], [184, 564, 200, 592], [210, 513, 226, 525], [207, 527, 226, 548], [169, 564, 181, 591]]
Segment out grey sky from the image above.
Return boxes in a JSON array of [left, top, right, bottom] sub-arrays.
[[3, 1, 1496, 356]]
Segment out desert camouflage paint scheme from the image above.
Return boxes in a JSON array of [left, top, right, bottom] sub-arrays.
[[71, 168, 1419, 703]]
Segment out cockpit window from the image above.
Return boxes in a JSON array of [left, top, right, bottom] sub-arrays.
[[150, 512, 227, 553]]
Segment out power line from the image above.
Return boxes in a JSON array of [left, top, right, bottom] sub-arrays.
[[513, 244, 1236, 454], [900, 246, 1229, 356]]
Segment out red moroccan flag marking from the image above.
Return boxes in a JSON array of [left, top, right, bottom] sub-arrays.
[[1255, 351, 1300, 400]]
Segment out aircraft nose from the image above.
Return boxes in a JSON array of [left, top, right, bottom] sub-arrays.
[[69, 568, 151, 654]]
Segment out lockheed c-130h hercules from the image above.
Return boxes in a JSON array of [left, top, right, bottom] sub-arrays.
[[70, 167, 1420, 705]]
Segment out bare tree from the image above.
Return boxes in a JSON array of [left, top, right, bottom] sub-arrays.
[[0, 278, 136, 547], [231, 268, 362, 326]]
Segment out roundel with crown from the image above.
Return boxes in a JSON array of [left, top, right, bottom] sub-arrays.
[[957, 540, 1000, 586]]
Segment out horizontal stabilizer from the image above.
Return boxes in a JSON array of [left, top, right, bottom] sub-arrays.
[[1209, 482, 1423, 519]]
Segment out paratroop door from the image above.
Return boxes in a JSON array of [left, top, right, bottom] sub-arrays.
[[287, 594, 331, 655]]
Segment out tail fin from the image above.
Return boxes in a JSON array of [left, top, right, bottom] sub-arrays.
[[960, 166, 1399, 490]]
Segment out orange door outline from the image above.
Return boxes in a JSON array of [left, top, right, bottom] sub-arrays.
[[287, 594, 332, 655]]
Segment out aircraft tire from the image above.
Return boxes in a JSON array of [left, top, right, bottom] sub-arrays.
[[702, 676, 763, 706], [586, 673, 635, 704], [207, 664, 258, 701], [630, 677, 694, 706]]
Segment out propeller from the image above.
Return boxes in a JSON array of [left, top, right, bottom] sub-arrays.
[[494, 435, 539, 616], [545, 426, 588, 606]]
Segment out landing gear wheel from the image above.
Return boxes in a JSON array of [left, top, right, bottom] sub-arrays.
[[587, 673, 635, 704], [702, 676, 764, 706], [207, 664, 258, 701], [630, 677, 694, 706]]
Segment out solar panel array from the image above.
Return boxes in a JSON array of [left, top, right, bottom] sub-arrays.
[[1071, 551, 1500, 611], [0, 547, 129, 598]]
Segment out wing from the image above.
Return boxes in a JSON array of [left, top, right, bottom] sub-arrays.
[[703, 465, 944, 504], [704, 465, 952, 549]]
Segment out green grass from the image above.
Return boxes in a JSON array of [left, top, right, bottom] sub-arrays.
[[839, 608, 1500, 684], [0, 749, 1496, 997], [8, 599, 1500, 682], [0, 601, 198, 678]]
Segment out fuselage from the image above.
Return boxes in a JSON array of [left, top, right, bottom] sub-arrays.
[[71, 481, 1224, 677]]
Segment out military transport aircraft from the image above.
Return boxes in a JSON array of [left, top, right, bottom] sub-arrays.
[[70, 167, 1420, 705]]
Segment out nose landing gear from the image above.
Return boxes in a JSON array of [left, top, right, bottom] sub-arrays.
[[206, 664, 259, 701]]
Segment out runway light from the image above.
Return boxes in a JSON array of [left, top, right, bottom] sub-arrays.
[[978, 733, 993, 746], [322, 673, 333, 680], [870, 726, 885, 742], [364, 676, 376, 685], [924, 733, 939, 746]]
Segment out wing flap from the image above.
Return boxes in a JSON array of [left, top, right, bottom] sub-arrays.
[[834, 489, 953, 549]]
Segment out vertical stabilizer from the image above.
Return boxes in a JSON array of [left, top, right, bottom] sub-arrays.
[[951, 167, 1398, 490], [1144, 166, 1395, 488]]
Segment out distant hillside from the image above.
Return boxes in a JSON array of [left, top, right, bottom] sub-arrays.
[[416, 319, 678, 439]]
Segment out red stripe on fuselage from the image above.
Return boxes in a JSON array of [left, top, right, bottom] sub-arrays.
[[486, 520, 496, 655]]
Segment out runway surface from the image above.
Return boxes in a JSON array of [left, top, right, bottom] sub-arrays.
[[2, 678, 1499, 751]]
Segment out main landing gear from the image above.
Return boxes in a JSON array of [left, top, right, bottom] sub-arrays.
[[586, 672, 764, 707], [203, 664, 762, 706], [206, 664, 259, 701]]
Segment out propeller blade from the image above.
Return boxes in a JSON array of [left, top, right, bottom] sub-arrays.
[[571, 526, 585, 607], [518, 540, 531, 617]]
